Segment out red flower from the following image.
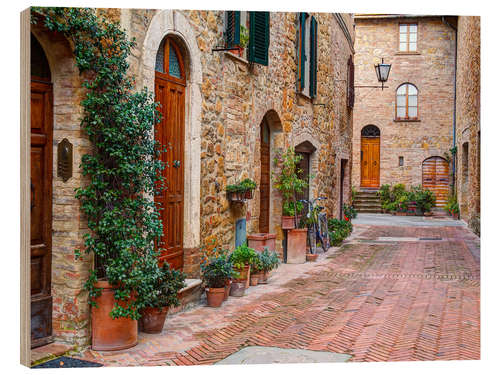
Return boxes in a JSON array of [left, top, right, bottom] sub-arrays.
[[344, 215, 349, 221]]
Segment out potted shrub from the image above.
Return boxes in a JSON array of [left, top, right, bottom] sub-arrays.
[[258, 249, 280, 284], [138, 263, 186, 334], [250, 256, 263, 286], [201, 254, 234, 307], [445, 194, 459, 219], [229, 244, 258, 289], [273, 147, 308, 230]]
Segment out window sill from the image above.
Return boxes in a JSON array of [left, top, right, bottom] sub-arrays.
[[394, 118, 421, 123], [296, 91, 313, 101], [224, 51, 250, 65], [395, 51, 421, 56]]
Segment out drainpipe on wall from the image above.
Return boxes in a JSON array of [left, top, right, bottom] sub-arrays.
[[442, 16, 457, 195]]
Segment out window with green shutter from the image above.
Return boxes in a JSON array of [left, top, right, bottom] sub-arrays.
[[309, 16, 317, 98], [298, 12, 307, 91], [248, 11, 270, 65], [225, 11, 241, 48]]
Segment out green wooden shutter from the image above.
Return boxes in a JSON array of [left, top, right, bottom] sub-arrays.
[[298, 12, 306, 91], [226, 11, 240, 47], [348, 55, 355, 108], [309, 16, 318, 98], [248, 11, 270, 65]]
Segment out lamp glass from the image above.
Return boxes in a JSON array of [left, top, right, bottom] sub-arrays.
[[376, 63, 391, 82]]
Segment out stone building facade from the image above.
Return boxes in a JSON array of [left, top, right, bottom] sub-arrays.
[[352, 15, 456, 204], [455, 16, 480, 232], [30, 8, 354, 347]]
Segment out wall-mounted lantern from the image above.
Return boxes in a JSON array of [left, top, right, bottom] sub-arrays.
[[355, 57, 392, 90]]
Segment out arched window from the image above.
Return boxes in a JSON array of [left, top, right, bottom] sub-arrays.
[[155, 37, 185, 83], [396, 83, 418, 120]]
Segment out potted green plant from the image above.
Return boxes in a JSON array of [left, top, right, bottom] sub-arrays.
[[226, 178, 257, 202], [229, 244, 258, 289], [241, 178, 257, 199], [445, 194, 459, 219], [201, 254, 235, 307], [250, 256, 263, 286], [257, 249, 279, 284], [138, 263, 186, 334]]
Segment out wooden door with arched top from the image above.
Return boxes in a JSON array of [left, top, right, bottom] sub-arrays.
[[154, 37, 185, 269], [259, 119, 270, 233], [422, 156, 449, 207], [360, 125, 380, 188], [30, 34, 53, 348]]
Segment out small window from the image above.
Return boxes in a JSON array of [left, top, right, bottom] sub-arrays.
[[396, 83, 418, 120], [399, 156, 404, 166], [399, 23, 417, 52], [297, 13, 318, 98], [155, 37, 185, 81]]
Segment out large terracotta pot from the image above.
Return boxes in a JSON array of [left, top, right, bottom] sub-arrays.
[[286, 228, 307, 264], [233, 264, 251, 288], [206, 287, 225, 307], [91, 281, 138, 351], [281, 216, 296, 230], [250, 273, 260, 286], [248, 233, 277, 253], [139, 306, 169, 334]]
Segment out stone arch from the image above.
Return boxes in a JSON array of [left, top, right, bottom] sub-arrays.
[[361, 124, 381, 137], [140, 9, 202, 254], [31, 25, 92, 346]]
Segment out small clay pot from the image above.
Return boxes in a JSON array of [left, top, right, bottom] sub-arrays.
[[258, 271, 268, 284], [281, 216, 296, 230], [306, 253, 319, 262], [224, 279, 231, 301], [206, 287, 225, 307], [229, 281, 246, 297], [250, 273, 260, 286], [139, 306, 169, 334]]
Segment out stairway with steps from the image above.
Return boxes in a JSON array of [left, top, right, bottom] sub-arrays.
[[353, 190, 382, 213]]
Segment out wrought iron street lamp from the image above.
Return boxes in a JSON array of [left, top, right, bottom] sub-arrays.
[[355, 57, 392, 90]]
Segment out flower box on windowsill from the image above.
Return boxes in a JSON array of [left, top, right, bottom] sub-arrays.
[[226, 189, 254, 203]]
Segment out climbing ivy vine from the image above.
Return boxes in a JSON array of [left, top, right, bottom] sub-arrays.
[[31, 7, 165, 319]]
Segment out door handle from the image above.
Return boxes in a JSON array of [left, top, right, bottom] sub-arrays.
[[31, 180, 35, 211], [173, 160, 181, 168]]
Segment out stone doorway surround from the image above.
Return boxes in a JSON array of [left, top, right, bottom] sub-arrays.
[[138, 10, 202, 275]]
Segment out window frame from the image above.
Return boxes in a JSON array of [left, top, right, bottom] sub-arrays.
[[395, 83, 419, 121], [398, 22, 418, 53], [155, 37, 186, 86], [297, 12, 318, 98]]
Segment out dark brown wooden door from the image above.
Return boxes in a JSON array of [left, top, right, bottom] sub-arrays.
[[154, 38, 185, 269], [259, 120, 270, 233], [422, 156, 449, 207], [360, 137, 380, 188], [31, 79, 53, 348]]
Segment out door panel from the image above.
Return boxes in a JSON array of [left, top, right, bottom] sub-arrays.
[[259, 121, 270, 233], [155, 75, 185, 269], [360, 137, 380, 188], [422, 157, 449, 207], [30, 80, 53, 348]]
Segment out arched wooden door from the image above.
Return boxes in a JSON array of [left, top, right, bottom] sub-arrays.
[[259, 119, 270, 233], [422, 156, 449, 207], [360, 125, 380, 188], [30, 34, 53, 348], [154, 37, 185, 269]]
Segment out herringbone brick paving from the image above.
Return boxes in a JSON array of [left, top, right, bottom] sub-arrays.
[[77, 224, 480, 366]]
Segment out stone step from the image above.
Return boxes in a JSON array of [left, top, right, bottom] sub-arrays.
[[354, 198, 381, 204], [355, 204, 382, 210], [356, 208, 382, 213]]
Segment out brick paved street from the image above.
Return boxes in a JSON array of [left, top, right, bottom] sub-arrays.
[[76, 216, 480, 366]]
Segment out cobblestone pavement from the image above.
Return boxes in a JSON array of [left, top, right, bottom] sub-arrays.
[[76, 221, 480, 366]]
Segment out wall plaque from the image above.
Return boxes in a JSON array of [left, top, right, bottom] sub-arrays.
[[57, 138, 73, 182]]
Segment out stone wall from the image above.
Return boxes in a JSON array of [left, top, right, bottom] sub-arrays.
[[352, 16, 455, 190], [455, 16, 480, 230]]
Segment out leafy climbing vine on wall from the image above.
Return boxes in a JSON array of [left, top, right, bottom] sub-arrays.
[[31, 7, 166, 319]]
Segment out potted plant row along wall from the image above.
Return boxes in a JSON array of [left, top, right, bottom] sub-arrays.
[[273, 147, 309, 263], [226, 178, 257, 202], [378, 184, 436, 216], [31, 8, 176, 351]]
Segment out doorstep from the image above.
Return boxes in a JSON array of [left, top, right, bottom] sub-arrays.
[[31, 342, 76, 366], [170, 278, 203, 315]]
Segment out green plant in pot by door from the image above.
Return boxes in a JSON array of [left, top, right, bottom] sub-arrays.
[[31, 8, 168, 351], [201, 254, 235, 307], [137, 263, 186, 334]]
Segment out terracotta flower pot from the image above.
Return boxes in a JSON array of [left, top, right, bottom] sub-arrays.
[[91, 281, 138, 351], [244, 190, 253, 199], [286, 228, 307, 264], [250, 273, 260, 286], [452, 212, 459, 219], [423, 211, 433, 217], [139, 306, 169, 334], [247, 233, 277, 253], [306, 253, 319, 262], [206, 287, 225, 307], [229, 281, 246, 297], [258, 271, 269, 284], [224, 279, 231, 301], [281, 216, 296, 230]]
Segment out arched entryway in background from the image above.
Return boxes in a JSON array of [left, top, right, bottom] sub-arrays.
[[294, 140, 317, 215], [360, 125, 380, 188], [154, 36, 186, 270], [30, 33, 53, 348], [422, 156, 449, 207]]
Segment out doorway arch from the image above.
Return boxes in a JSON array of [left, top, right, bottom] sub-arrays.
[[422, 156, 449, 207], [154, 36, 186, 270], [360, 125, 380, 188]]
